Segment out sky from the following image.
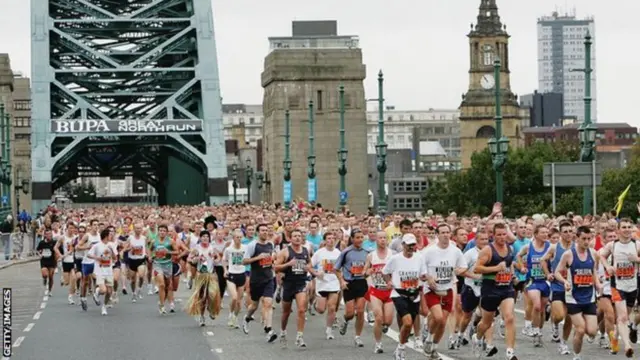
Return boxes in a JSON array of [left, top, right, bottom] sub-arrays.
[[0, 0, 638, 126]]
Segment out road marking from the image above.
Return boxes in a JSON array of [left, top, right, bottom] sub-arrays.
[[206, 331, 214, 336], [40, 302, 47, 309], [43, 296, 48, 301], [383, 326, 457, 360], [24, 323, 34, 332], [13, 336, 25, 348], [33, 311, 42, 320], [214, 348, 223, 353], [515, 308, 524, 315]]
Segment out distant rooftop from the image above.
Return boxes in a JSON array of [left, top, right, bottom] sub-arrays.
[[538, 10, 594, 23], [268, 20, 359, 52], [523, 122, 635, 134]]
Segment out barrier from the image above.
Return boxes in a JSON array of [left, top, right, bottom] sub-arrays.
[[0, 233, 35, 261]]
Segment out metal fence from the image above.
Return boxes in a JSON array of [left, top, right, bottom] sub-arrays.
[[0, 233, 35, 262]]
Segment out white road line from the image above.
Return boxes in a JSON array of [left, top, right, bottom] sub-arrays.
[[24, 323, 35, 332], [43, 296, 48, 301], [515, 308, 525, 315], [384, 327, 457, 360], [206, 331, 214, 336], [33, 311, 42, 320], [13, 336, 25, 348], [40, 302, 46, 309], [214, 348, 223, 353]]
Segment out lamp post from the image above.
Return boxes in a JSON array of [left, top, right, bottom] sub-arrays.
[[337, 84, 348, 208], [263, 171, 271, 203], [487, 59, 509, 204], [375, 70, 388, 215], [256, 172, 264, 190], [245, 157, 253, 204], [283, 110, 292, 207], [0, 105, 11, 218], [307, 100, 317, 203], [573, 31, 596, 215], [231, 161, 238, 203]]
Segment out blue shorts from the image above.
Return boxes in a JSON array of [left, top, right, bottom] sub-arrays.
[[81, 263, 95, 276], [526, 281, 550, 298]]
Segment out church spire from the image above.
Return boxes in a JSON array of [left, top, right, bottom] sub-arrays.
[[471, 0, 506, 36]]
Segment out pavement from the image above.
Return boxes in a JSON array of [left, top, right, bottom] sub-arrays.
[[0, 264, 629, 360]]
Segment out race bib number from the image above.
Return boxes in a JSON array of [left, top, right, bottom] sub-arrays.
[[131, 246, 143, 256], [350, 261, 365, 276], [616, 263, 635, 279], [371, 263, 386, 287], [156, 248, 167, 258], [495, 270, 512, 286], [231, 252, 243, 266], [259, 256, 272, 268], [292, 259, 307, 274], [322, 259, 335, 272], [530, 264, 544, 279], [99, 257, 111, 267], [66, 243, 73, 253], [41, 249, 52, 258], [573, 272, 593, 287], [400, 278, 419, 290]]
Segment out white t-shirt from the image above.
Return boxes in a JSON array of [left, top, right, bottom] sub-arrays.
[[382, 252, 426, 302], [82, 233, 102, 264], [421, 243, 466, 293], [62, 235, 75, 263], [128, 235, 147, 260], [463, 247, 482, 297], [194, 245, 216, 273], [223, 244, 247, 274], [89, 242, 115, 277], [611, 240, 638, 292], [311, 247, 341, 293]]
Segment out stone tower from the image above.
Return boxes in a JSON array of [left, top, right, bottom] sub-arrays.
[[460, 0, 524, 169], [261, 21, 368, 213]]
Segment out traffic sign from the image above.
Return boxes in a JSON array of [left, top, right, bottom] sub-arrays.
[[1, 196, 7, 205], [339, 191, 348, 202]]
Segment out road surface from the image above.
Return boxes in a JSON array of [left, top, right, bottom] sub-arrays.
[[2, 263, 626, 360]]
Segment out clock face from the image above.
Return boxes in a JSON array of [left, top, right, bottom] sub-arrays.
[[481, 74, 495, 89]]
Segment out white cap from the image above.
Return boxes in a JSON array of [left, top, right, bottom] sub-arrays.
[[401, 234, 417, 245]]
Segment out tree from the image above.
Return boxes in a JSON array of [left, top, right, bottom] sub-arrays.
[[425, 142, 581, 217]]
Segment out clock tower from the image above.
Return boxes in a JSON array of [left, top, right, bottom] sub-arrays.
[[459, 0, 523, 169]]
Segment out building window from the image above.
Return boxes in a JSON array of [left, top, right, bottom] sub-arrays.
[[249, 117, 255, 124], [14, 134, 30, 140], [316, 90, 323, 111], [13, 117, 30, 127], [483, 51, 493, 66], [14, 101, 31, 111]]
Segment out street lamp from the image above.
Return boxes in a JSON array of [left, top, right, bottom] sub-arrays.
[[375, 70, 388, 215], [0, 105, 12, 218], [572, 31, 595, 215], [231, 161, 238, 203], [263, 171, 271, 203], [488, 58, 509, 203], [307, 100, 317, 203], [245, 157, 253, 204], [337, 84, 348, 208], [14, 169, 29, 216], [256, 172, 264, 190], [283, 110, 292, 207]]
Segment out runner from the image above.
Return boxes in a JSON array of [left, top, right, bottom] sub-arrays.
[[123, 222, 147, 301], [56, 222, 77, 304], [382, 233, 427, 360], [364, 230, 394, 353], [77, 220, 102, 311], [37, 228, 58, 297], [311, 231, 341, 340], [553, 226, 602, 360], [274, 229, 316, 348], [222, 229, 247, 328], [185, 230, 221, 326], [87, 229, 117, 316], [150, 224, 177, 314]]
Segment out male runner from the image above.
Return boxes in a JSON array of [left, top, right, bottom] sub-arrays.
[[364, 230, 394, 353], [311, 232, 341, 340], [150, 224, 177, 314], [37, 228, 58, 296], [87, 229, 117, 316]]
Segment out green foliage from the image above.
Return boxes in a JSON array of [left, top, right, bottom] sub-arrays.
[[425, 142, 587, 217]]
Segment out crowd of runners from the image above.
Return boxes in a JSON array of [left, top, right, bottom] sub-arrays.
[[31, 201, 640, 360]]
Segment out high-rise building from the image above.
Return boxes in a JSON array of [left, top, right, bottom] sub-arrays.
[[537, 11, 596, 123], [520, 91, 564, 127]]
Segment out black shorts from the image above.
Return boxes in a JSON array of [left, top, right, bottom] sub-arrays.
[[614, 289, 637, 308], [172, 262, 182, 277], [282, 280, 307, 303], [62, 262, 75, 273], [566, 302, 597, 316], [181, 254, 188, 262], [514, 280, 526, 293], [456, 276, 464, 294], [461, 285, 481, 313], [128, 258, 146, 272], [122, 251, 129, 264], [113, 260, 121, 269], [227, 273, 246, 288], [551, 290, 566, 304], [318, 290, 339, 298], [480, 288, 515, 313], [343, 279, 368, 302], [74, 258, 83, 272], [392, 296, 419, 321], [250, 279, 276, 302], [40, 260, 56, 269]]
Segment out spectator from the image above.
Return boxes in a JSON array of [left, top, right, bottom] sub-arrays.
[[1, 215, 14, 260]]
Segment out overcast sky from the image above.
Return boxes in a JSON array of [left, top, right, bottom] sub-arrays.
[[0, 0, 637, 126]]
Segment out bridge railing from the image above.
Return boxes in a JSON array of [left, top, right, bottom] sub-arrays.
[[0, 233, 36, 262], [62, 202, 158, 209]]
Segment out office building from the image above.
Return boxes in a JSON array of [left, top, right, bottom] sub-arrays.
[[520, 91, 564, 127], [537, 11, 596, 122]]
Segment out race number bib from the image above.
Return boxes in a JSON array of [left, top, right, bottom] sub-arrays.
[[495, 270, 512, 286], [41, 249, 52, 258], [350, 261, 365, 276], [322, 259, 335, 273], [131, 246, 144, 256], [231, 252, 243, 266], [615, 262, 635, 279]]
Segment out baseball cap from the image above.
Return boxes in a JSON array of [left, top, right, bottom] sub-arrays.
[[401, 234, 417, 245]]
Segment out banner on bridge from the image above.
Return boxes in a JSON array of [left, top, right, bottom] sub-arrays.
[[50, 119, 203, 134]]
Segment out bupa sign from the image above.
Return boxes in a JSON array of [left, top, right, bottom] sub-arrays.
[[50, 119, 203, 134]]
